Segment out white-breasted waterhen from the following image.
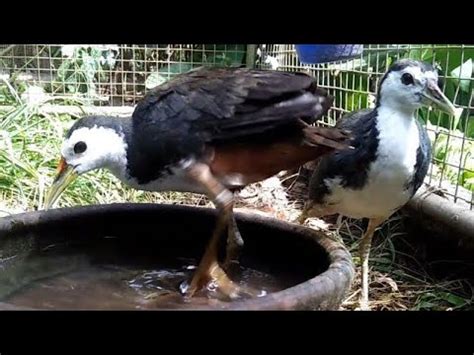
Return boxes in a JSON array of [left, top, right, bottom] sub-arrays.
[[45, 66, 352, 299], [298, 59, 458, 309]]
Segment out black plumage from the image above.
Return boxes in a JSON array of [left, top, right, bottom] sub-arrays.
[[50, 66, 351, 299], [299, 59, 456, 310], [128, 67, 339, 184], [409, 119, 432, 193], [309, 109, 380, 203]]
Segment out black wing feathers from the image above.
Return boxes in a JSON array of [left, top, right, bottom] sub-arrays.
[[132, 67, 334, 142]]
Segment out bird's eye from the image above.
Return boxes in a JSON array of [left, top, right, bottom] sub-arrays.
[[73, 141, 87, 154], [401, 73, 414, 85]]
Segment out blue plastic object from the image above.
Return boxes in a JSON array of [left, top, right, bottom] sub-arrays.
[[295, 45, 363, 64]]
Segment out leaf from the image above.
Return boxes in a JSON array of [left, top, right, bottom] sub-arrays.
[[56, 55, 75, 79], [415, 293, 438, 310], [345, 92, 369, 112], [421, 48, 434, 62], [439, 292, 467, 307], [418, 107, 429, 124], [158, 63, 194, 76], [463, 170, 474, 191], [450, 59, 473, 93], [327, 58, 367, 71], [408, 49, 422, 60], [433, 47, 474, 73], [145, 72, 167, 89], [467, 116, 474, 138], [417, 301, 438, 310], [429, 120, 474, 191], [452, 107, 464, 132], [340, 72, 370, 112]]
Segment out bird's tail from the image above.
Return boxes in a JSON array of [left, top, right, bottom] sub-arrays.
[[299, 120, 353, 151]]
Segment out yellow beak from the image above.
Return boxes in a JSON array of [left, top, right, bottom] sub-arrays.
[[44, 157, 78, 210]]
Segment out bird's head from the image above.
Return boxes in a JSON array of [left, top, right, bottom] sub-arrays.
[[377, 59, 457, 116], [45, 115, 129, 209]]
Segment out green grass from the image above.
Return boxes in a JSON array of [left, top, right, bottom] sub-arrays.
[[1, 69, 473, 311], [291, 176, 473, 311], [0, 91, 210, 216], [337, 214, 473, 311]]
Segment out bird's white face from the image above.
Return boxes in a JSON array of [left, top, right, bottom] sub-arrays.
[[45, 125, 128, 209], [379, 65, 456, 116], [61, 126, 127, 175]]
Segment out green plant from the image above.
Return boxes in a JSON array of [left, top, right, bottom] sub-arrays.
[[0, 77, 208, 215], [321, 45, 474, 193], [427, 122, 474, 192], [145, 45, 246, 89], [327, 46, 473, 134], [54, 46, 117, 101], [415, 290, 469, 310]]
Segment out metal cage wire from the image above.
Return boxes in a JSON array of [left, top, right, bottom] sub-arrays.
[[0, 44, 473, 209], [257, 44, 474, 210], [0, 44, 248, 106]]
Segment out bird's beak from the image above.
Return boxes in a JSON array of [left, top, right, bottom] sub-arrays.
[[421, 79, 457, 116], [44, 157, 78, 210]]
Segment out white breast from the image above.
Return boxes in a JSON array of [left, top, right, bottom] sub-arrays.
[[325, 107, 420, 219]]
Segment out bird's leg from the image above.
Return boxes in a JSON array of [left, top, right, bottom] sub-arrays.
[[358, 217, 385, 310], [223, 212, 244, 271], [296, 201, 314, 224], [184, 162, 245, 300]]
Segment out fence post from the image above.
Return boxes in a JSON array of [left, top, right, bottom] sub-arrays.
[[246, 45, 257, 68]]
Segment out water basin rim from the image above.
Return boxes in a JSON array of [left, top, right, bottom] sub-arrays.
[[0, 203, 354, 310]]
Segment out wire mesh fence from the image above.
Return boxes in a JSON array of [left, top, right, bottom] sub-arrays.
[[257, 44, 474, 209], [0, 44, 248, 107], [0, 44, 473, 209]]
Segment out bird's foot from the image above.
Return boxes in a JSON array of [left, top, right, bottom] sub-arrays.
[[183, 260, 257, 301], [296, 214, 307, 225]]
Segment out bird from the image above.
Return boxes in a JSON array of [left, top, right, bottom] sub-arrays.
[[298, 59, 457, 310], [45, 66, 352, 300]]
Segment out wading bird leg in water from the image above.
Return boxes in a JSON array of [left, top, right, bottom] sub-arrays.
[[223, 213, 244, 271], [184, 162, 254, 299]]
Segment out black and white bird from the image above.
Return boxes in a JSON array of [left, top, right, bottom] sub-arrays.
[[298, 59, 457, 309], [45, 66, 351, 299]]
